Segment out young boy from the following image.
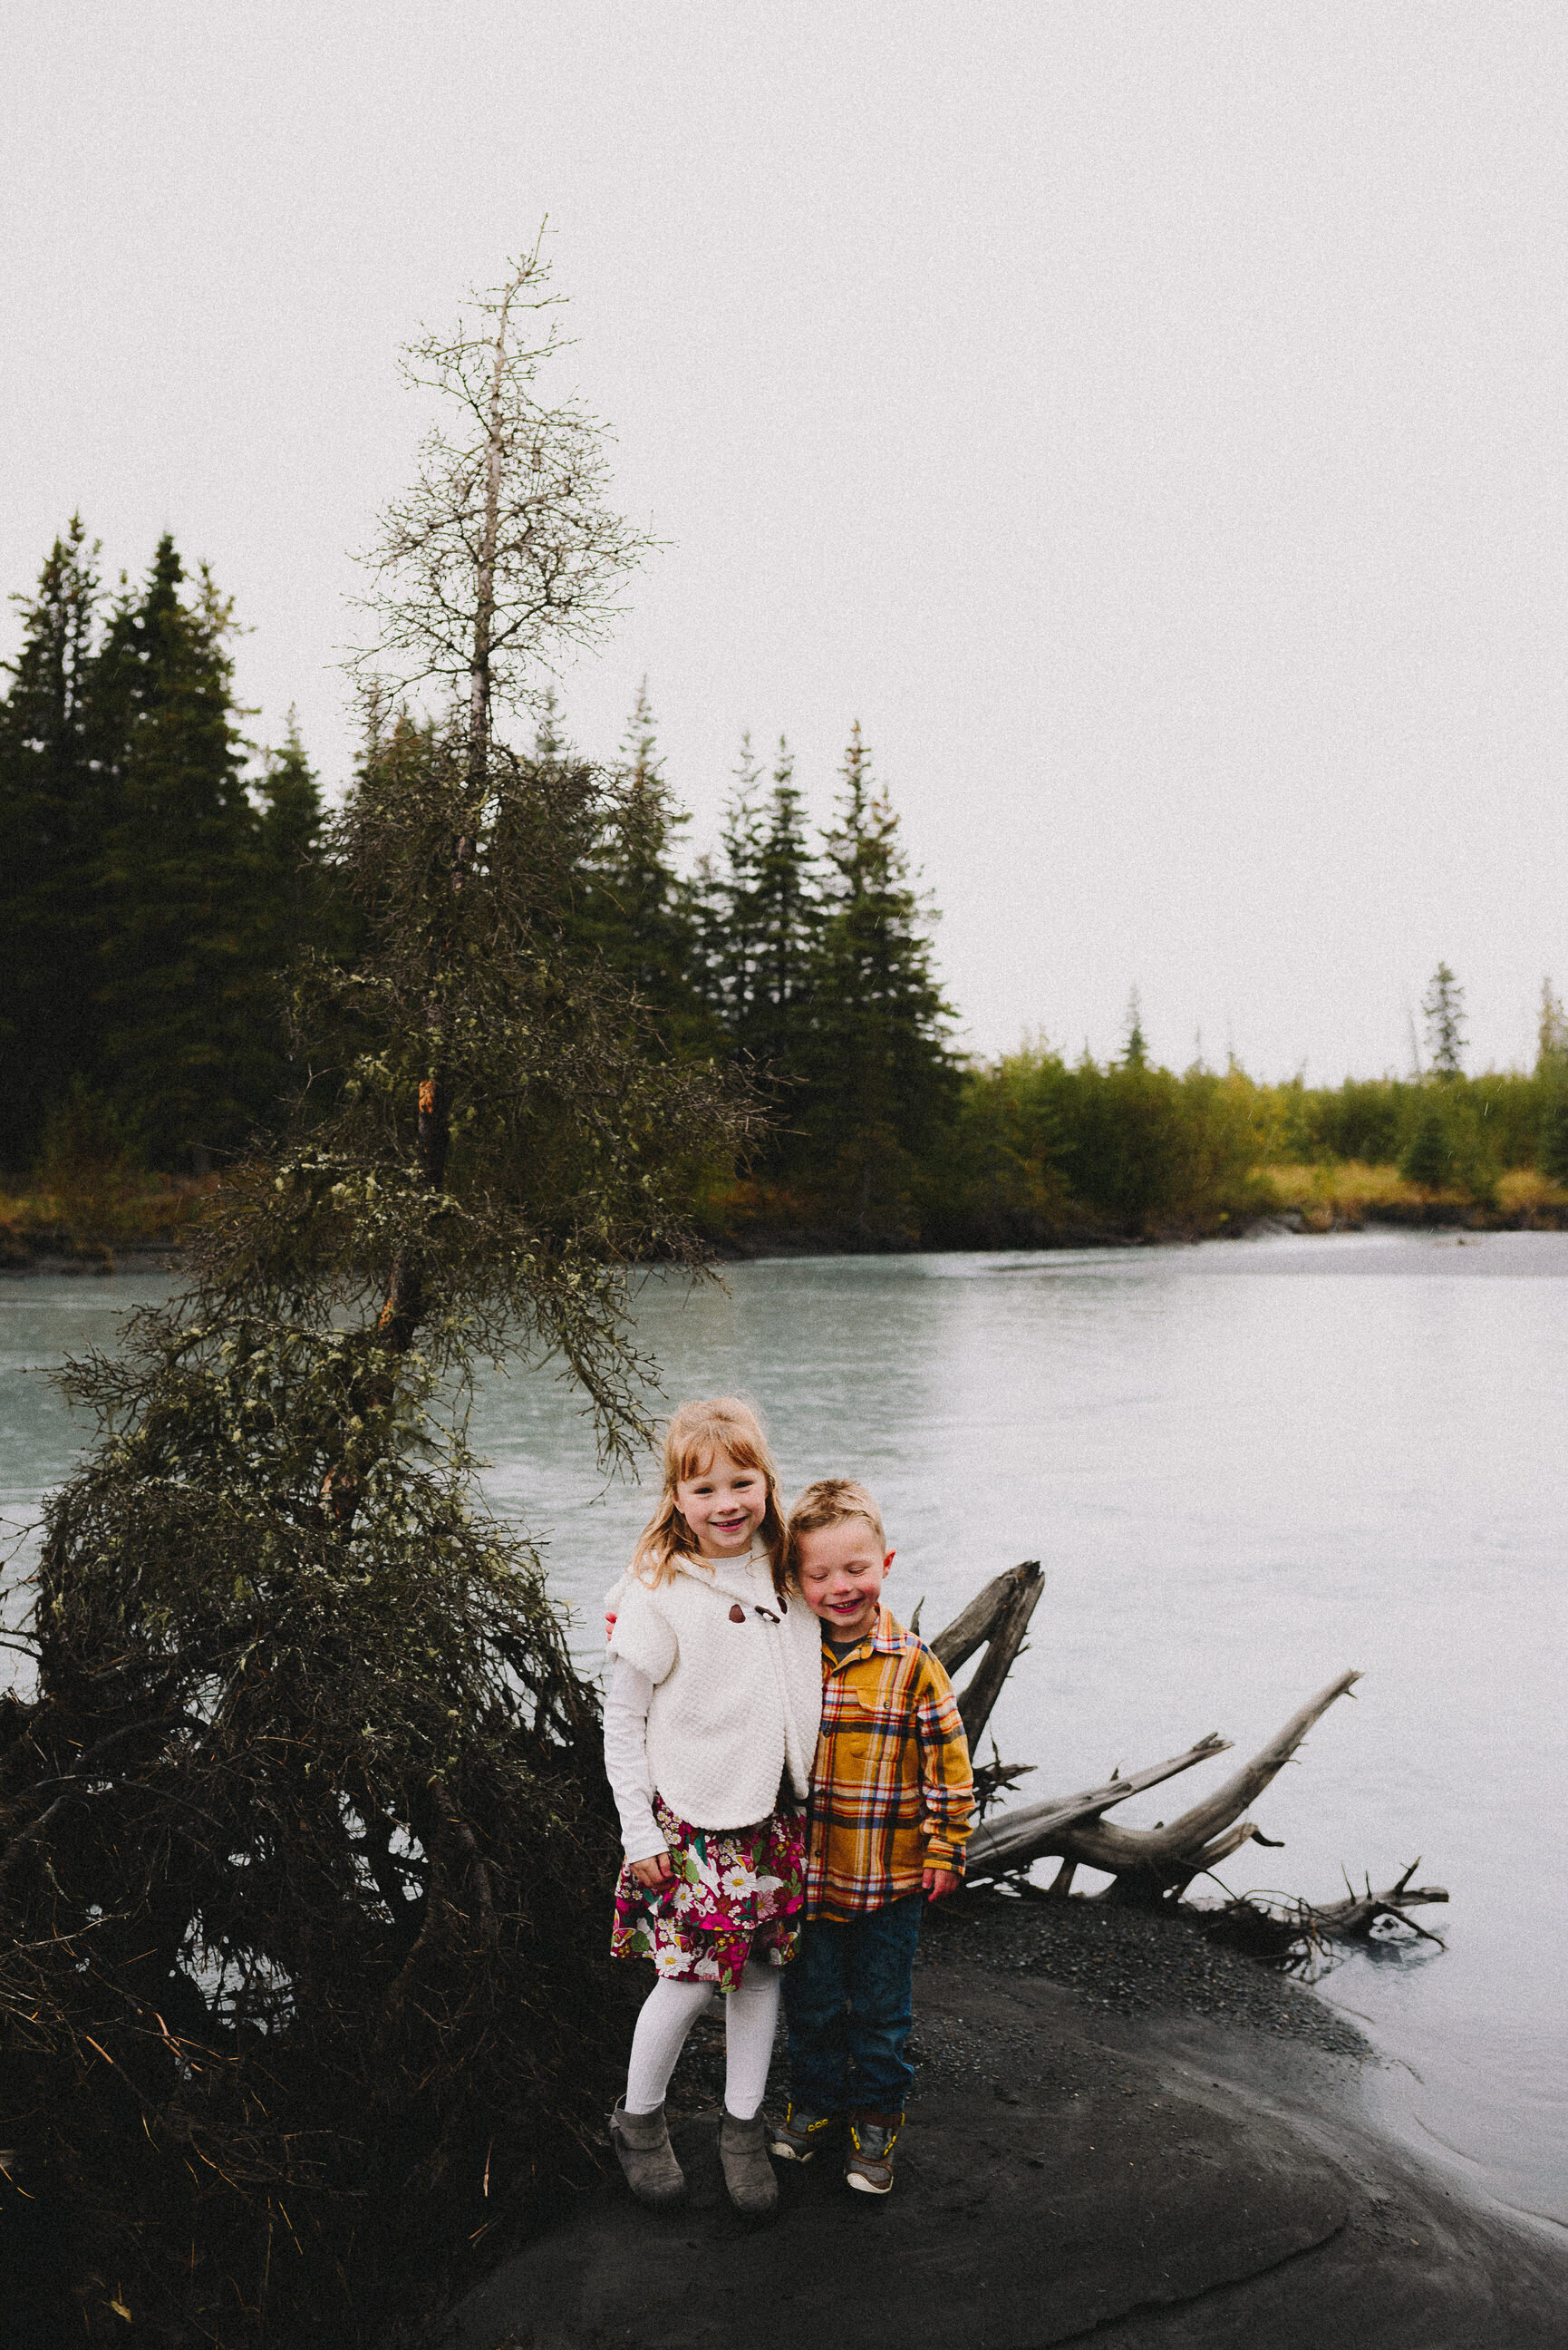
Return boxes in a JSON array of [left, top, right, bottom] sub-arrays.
[[769, 1479, 974, 2196]]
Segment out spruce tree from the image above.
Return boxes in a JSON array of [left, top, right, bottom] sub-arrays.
[[1122, 986, 1149, 1070], [1536, 977, 1568, 1073], [716, 734, 825, 1183], [697, 731, 767, 1039], [800, 723, 956, 1238], [1536, 978, 1568, 1182], [1421, 962, 1466, 1080], [749, 736, 819, 1079], [0, 519, 107, 1171], [576, 682, 716, 1058], [254, 711, 333, 963], [245, 714, 354, 1119], [93, 538, 270, 1166], [684, 732, 823, 1189], [1400, 1092, 1453, 1188], [1540, 1087, 1568, 1185]]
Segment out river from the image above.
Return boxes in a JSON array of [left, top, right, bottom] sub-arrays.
[[4, 1228, 1565, 2230]]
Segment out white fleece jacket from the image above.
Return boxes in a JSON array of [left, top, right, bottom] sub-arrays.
[[605, 1549, 822, 1833]]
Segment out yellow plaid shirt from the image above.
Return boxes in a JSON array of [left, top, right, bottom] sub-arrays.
[[806, 1606, 975, 1921]]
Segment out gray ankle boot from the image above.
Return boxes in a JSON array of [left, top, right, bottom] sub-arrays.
[[609, 2099, 685, 2207], [718, 2107, 779, 2216]]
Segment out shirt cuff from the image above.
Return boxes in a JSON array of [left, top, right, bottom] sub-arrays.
[[623, 1821, 672, 1866], [924, 1840, 965, 1873]]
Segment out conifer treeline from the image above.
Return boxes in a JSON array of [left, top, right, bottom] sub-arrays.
[[0, 528, 959, 1244], [594, 696, 962, 1239], [0, 523, 341, 1178], [4, 525, 1566, 1245]]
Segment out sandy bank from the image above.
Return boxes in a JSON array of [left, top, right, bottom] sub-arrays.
[[440, 1894, 1568, 2350]]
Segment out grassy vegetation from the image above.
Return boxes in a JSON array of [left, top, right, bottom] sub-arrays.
[[1259, 1159, 1568, 1231], [0, 1174, 212, 1267], [0, 1090, 216, 1267]]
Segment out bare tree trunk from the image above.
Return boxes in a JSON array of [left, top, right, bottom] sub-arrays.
[[963, 1732, 1234, 1879], [468, 282, 511, 795], [929, 1564, 1033, 1675], [927, 1563, 1437, 1940], [956, 1565, 1043, 1747], [930, 1560, 1044, 1748], [380, 303, 515, 1369]]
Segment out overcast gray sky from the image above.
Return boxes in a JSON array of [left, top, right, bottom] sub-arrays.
[[5, 3, 1565, 1078]]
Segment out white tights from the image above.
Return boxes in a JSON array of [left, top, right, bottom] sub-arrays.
[[624, 1961, 779, 2120]]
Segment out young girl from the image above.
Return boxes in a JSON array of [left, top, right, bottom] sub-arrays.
[[603, 1397, 822, 2216]]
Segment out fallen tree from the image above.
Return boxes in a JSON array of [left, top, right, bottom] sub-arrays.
[[931, 1565, 1447, 1951]]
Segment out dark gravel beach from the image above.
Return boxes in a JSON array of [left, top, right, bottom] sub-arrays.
[[441, 1893, 1568, 2350], [920, 1887, 1367, 2044], [659, 1889, 1364, 2120]]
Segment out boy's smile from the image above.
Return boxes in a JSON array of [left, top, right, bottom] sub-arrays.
[[796, 1519, 895, 1642]]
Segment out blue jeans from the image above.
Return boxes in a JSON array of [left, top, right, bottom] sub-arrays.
[[782, 1895, 924, 2118]]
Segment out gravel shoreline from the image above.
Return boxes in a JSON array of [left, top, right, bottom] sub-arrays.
[[665, 1884, 1365, 2118], [920, 1887, 1367, 2052]]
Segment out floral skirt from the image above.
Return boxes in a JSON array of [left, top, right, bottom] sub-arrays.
[[611, 1793, 807, 1991]]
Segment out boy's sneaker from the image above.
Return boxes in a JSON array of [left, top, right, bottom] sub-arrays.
[[769, 2102, 837, 2163], [845, 2111, 902, 2195]]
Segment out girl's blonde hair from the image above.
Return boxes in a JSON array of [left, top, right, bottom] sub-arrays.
[[631, 1397, 788, 1595]]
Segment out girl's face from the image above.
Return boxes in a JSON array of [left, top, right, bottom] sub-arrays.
[[674, 1446, 769, 1559]]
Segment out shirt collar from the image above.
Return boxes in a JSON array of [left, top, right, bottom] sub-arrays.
[[871, 1603, 911, 1653], [821, 1603, 909, 1668]]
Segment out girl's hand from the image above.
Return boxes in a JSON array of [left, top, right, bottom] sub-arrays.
[[631, 1850, 674, 1890], [923, 1866, 961, 1903]]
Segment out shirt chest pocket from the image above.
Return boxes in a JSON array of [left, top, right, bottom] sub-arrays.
[[844, 1694, 910, 1762]]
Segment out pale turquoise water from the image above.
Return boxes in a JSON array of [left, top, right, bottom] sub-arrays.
[[5, 1229, 1565, 2229]]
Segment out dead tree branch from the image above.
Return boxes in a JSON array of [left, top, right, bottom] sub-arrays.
[[929, 1561, 1043, 1748], [967, 1733, 1234, 1879], [1312, 1860, 1449, 1943], [966, 1666, 1363, 1904], [929, 1563, 1440, 1947]]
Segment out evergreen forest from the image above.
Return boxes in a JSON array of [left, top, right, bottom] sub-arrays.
[[4, 521, 1567, 1256]]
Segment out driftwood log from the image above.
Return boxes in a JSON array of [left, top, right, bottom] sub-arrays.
[[1312, 1860, 1449, 1942], [925, 1564, 1447, 1947]]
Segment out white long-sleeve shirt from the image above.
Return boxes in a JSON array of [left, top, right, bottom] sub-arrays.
[[603, 1656, 667, 1863]]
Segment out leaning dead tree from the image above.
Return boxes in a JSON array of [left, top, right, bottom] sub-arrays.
[[927, 1563, 1447, 1946], [0, 246, 752, 2350]]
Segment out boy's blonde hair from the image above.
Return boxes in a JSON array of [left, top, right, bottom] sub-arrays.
[[631, 1396, 787, 1595], [784, 1477, 887, 1585]]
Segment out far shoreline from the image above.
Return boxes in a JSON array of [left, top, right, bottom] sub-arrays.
[[8, 1202, 1568, 1281]]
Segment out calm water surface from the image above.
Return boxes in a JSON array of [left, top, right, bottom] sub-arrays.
[[4, 1229, 1564, 2228]]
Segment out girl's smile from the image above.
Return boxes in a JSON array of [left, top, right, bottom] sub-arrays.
[[674, 1446, 769, 1559]]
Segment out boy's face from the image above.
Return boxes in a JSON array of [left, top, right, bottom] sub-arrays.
[[796, 1518, 894, 1643]]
